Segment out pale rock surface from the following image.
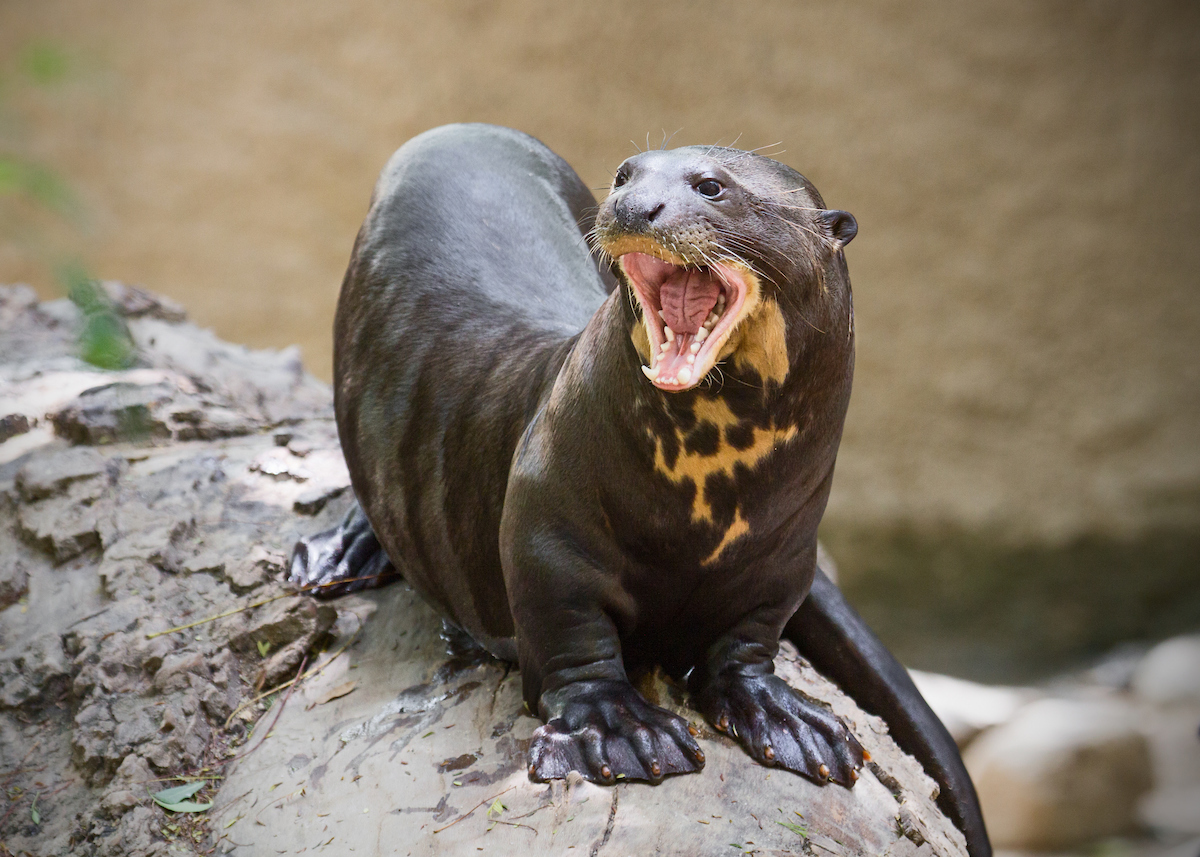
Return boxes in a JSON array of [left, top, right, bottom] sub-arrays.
[[908, 669, 1030, 747], [1132, 635, 1200, 706], [964, 698, 1154, 850]]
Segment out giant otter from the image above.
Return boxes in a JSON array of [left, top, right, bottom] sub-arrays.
[[290, 123, 990, 857]]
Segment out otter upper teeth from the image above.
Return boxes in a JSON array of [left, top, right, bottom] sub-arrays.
[[694, 328, 708, 343], [677, 367, 692, 384], [642, 365, 659, 380], [664, 326, 675, 341]]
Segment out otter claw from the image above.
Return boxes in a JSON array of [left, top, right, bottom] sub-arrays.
[[528, 679, 705, 784]]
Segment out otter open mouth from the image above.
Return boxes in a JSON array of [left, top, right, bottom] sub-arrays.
[[619, 252, 756, 392]]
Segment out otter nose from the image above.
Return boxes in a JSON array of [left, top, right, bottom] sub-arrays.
[[614, 195, 666, 231]]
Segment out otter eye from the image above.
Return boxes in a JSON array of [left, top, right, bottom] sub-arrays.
[[613, 169, 630, 189], [695, 179, 723, 198]]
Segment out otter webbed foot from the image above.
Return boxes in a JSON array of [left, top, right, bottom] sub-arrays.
[[529, 679, 706, 785], [289, 502, 400, 597], [695, 672, 864, 786]]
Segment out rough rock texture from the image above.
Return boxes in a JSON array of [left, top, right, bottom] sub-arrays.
[[0, 284, 349, 856], [213, 596, 962, 857], [0, 285, 970, 856]]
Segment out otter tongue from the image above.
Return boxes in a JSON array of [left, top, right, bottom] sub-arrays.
[[660, 269, 720, 335]]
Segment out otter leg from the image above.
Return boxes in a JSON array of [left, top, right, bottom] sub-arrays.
[[288, 501, 400, 597], [690, 633, 865, 787], [510, 560, 705, 784]]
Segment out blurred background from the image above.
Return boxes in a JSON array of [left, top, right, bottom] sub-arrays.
[[1, 0, 1197, 685], [2, 2, 1199, 852]]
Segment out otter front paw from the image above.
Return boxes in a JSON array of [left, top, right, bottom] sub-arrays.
[[696, 672, 863, 787], [529, 679, 705, 785], [289, 504, 398, 597]]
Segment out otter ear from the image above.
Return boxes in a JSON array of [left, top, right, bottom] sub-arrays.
[[819, 210, 857, 247]]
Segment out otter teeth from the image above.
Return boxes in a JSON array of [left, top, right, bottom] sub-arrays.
[[677, 366, 692, 384], [642, 365, 659, 381]]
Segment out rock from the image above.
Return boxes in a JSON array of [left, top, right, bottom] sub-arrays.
[[221, 545, 284, 593], [0, 631, 70, 708], [293, 482, 348, 515], [215, 584, 970, 857], [1132, 635, 1200, 705], [1136, 704, 1200, 835], [100, 280, 188, 323], [153, 651, 212, 692], [254, 636, 311, 689], [0, 412, 30, 442], [15, 446, 112, 501], [908, 669, 1030, 746], [0, 284, 971, 857], [1141, 785, 1200, 836], [0, 556, 29, 609], [51, 381, 175, 445], [963, 697, 1154, 849], [229, 595, 337, 656], [17, 480, 107, 562]]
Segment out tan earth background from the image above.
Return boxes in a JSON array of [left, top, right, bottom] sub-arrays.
[[1, 0, 1197, 681]]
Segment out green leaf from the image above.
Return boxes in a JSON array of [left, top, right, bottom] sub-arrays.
[[776, 819, 809, 837], [155, 800, 213, 813], [151, 780, 207, 805], [256, 639, 271, 657], [30, 794, 40, 826]]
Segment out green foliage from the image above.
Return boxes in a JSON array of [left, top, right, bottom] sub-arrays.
[[151, 780, 213, 813], [63, 263, 136, 370], [20, 42, 71, 85], [0, 156, 77, 216]]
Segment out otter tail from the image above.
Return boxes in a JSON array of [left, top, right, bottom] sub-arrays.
[[785, 567, 992, 857]]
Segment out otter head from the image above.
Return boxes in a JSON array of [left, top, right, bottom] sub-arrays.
[[593, 147, 857, 392]]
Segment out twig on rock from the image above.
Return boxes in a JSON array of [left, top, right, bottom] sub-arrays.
[[223, 631, 360, 729], [224, 655, 308, 765], [432, 786, 517, 834], [146, 575, 390, 640]]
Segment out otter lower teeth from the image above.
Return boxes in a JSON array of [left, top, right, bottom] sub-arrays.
[[677, 367, 692, 384], [695, 328, 708, 343]]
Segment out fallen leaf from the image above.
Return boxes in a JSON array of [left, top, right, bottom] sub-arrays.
[[313, 680, 357, 706], [151, 781, 206, 805]]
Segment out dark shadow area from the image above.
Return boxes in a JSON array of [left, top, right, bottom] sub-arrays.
[[823, 523, 1200, 683]]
